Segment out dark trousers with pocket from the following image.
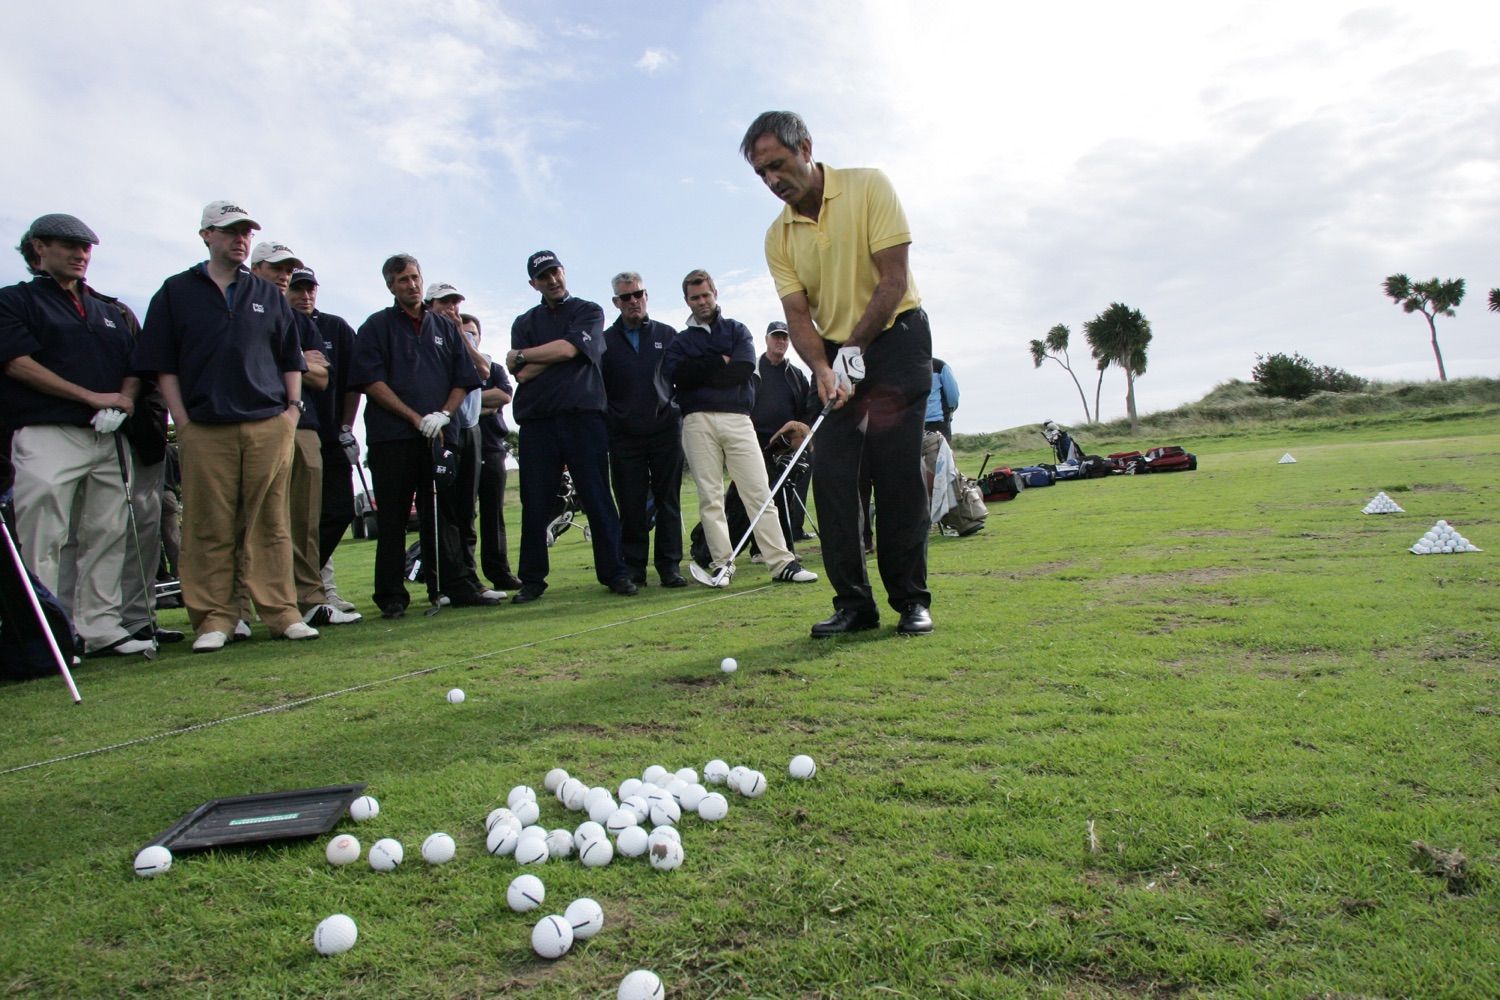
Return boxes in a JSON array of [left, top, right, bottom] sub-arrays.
[[517, 412, 626, 591], [478, 447, 515, 588], [608, 422, 684, 582], [367, 437, 439, 612], [813, 308, 934, 617], [318, 446, 355, 566]]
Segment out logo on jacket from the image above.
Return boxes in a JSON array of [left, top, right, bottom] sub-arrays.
[[581, 332, 592, 343], [252, 303, 265, 313], [653, 341, 662, 349], [102, 317, 117, 329], [434, 335, 445, 347]]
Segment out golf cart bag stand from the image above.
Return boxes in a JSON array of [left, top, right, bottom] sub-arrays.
[[146, 783, 368, 853]]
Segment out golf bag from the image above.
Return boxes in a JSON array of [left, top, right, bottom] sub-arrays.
[[940, 475, 987, 536], [1138, 445, 1198, 473], [1107, 450, 1145, 474], [1, 506, 78, 681], [979, 466, 1024, 502], [1041, 421, 1112, 479], [923, 431, 987, 536], [1014, 465, 1055, 488]]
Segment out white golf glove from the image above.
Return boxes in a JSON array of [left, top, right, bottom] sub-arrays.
[[832, 346, 865, 393], [338, 426, 360, 464], [91, 408, 127, 434], [418, 411, 451, 439]]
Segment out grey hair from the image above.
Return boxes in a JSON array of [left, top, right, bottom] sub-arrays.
[[381, 253, 420, 285], [740, 111, 812, 162], [611, 271, 644, 295]]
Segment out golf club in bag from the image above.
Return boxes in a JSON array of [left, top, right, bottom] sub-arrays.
[[0, 508, 82, 702], [710, 397, 836, 586], [114, 433, 158, 660]]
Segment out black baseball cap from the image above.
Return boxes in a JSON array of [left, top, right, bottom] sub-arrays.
[[527, 250, 562, 280], [290, 267, 318, 287]]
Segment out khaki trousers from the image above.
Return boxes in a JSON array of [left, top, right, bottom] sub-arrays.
[[178, 416, 299, 636], [681, 410, 794, 573], [289, 429, 325, 611], [12, 424, 131, 650]]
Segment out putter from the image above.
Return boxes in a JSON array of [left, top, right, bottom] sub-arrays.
[[425, 437, 443, 617], [113, 434, 158, 661], [711, 397, 835, 586], [0, 511, 82, 702]]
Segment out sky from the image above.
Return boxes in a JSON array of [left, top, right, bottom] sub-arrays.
[[4, 0, 1498, 434]]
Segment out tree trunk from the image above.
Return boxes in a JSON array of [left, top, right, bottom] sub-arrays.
[[1066, 368, 1092, 424], [1093, 370, 1105, 425], [1425, 314, 1448, 381], [1125, 369, 1139, 434]]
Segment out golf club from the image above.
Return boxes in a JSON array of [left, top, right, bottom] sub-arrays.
[[976, 451, 992, 481], [425, 437, 443, 617], [711, 397, 835, 586], [113, 433, 158, 661], [0, 510, 81, 703]]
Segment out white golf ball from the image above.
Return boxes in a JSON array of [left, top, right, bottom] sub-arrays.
[[720, 657, 738, 673], [507, 784, 537, 808], [646, 826, 681, 849], [573, 821, 606, 851], [520, 824, 549, 842], [618, 969, 665, 1000], [313, 913, 358, 956], [587, 796, 619, 825], [649, 796, 681, 827], [726, 766, 748, 793], [368, 838, 404, 871], [545, 828, 575, 859], [515, 834, 549, 866], [544, 768, 570, 793], [507, 873, 545, 912], [666, 778, 690, 804], [561, 780, 589, 812], [133, 845, 172, 878], [486, 824, 519, 857], [789, 755, 816, 779], [703, 759, 729, 784], [679, 783, 707, 812], [616, 825, 649, 858], [674, 767, 699, 785], [421, 832, 456, 865], [648, 837, 684, 871], [325, 834, 361, 866], [565, 897, 605, 940], [606, 808, 638, 836], [698, 792, 729, 821], [348, 795, 380, 822], [618, 777, 644, 800], [741, 770, 767, 798], [584, 785, 614, 811], [578, 834, 614, 868], [512, 799, 541, 827], [531, 914, 573, 960], [621, 795, 650, 823], [446, 688, 465, 704], [556, 775, 584, 804], [486, 807, 521, 834], [642, 764, 670, 785]]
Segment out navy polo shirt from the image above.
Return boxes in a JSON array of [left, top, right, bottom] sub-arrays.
[[308, 310, 356, 448], [347, 305, 480, 446], [601, 316, 678, 435], [509, 295, 606, 422], [134, 264, 307, 423], [0, 274, 137, 428], [479, 361, 514, 453]]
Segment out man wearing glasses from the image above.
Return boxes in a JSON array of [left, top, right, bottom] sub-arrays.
[[599, 272, 685, 589]]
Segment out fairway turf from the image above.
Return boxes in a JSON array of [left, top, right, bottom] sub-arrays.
[[1, 416, 1497, 998]]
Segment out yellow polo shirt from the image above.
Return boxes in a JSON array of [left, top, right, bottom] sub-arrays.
[[764, 164, 921, 344]]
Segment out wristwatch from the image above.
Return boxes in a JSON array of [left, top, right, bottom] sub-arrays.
[[515, 351, 527, 366], [289, 400, 306, 413]]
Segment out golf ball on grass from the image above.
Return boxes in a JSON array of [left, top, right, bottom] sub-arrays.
[[720, 657, 737, 673], [348, 795, 380, 821], [486, 824, 519, 857], [616, 825, 648, 858], [606, 808, 638, 836], [726, 766, 747, 793], [545, 829, 575, 859], [565, 897, 605, 940], [133, 845, 172, 878], [674, 767, 698, 785], [649, 838, 684, 872], [740, 770, 767, 798], [544, 767, 570, 792], [531, 914, 573, 959], [512, 799, 541, 826], [486, 807, 521, 834], [618, 969, 665, 1000], [313, 914, 358, 956], [649, 796, 681, 826], [507, 784, 537, 808], [446, 688, 465, 704], [573, 821, 606, 850], [646, 827, 680, 852], [368, 838, 404, 871], [578, 835, 614, 868], [325, 834, 361, 866], [618, 777, 643, 800], [642, 764, 670, 785], [679, 783, 707, 812], [515, 835, 549, 866], [789, 755, 816, 779], [703, 759, 729, 784], [697, 792, 729, 821], [421, 832, 456, 865], [507, 873, 545, 912]]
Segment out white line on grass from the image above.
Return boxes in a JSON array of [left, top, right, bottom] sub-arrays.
[[2, 586, 772, 776]]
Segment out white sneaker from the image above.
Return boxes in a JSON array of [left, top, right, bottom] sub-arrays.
[[280, 621, 320, 641], [478, 589, 507, 602], [327, 593, 357, 613], [94, 636, 156, 657], [749, 552, 765, 565], [233, 620, 252, 641], [193, 630, 228, 653], [326, 606, 362, 624], [773, 561, 818, 583]]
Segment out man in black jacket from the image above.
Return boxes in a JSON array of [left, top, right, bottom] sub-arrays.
[[752, 321, 816, 544], [600, 271, 685, 588]]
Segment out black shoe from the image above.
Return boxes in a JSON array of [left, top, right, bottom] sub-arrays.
[[451, 591, 504, 607], [380, 603, 406, 620], [629, 572, 647, 586], [794, 532, 815, 542], [660, 572, 688, 589], [135, 625, 184, 644], [610, 577, 639, 596], [511, 586, 545, 605], [810, 608, 880, 638], [897, 604, 933, 635], [494, 573, 523, 591]]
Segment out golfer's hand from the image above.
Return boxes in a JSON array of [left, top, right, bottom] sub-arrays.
[[339, 425, 360, 464], [505, 350, 525, 374], [832, 346, 865, 394], [814, 367, 850, 410], [770, 420, 810, 451], [419, 411, 451, 439], [91, 408, 127, 434]]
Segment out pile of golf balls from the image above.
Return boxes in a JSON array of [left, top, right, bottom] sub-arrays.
[[1410, 520, 1481, 555]]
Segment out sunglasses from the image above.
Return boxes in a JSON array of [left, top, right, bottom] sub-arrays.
[[616, 289, 647, 302]]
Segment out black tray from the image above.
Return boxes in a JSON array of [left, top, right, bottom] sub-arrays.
[[148, 783, 366, 852]]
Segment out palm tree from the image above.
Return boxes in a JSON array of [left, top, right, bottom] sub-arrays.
[[1383, 274, 1464, 381], [1028, 324, 1093, 424], [1489, 287, 1499, 314], [1084, 303, 1152, 433]]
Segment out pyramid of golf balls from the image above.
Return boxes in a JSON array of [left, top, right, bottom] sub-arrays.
[[1361, 491, 1404, 514], [1410, 520, 1481, 555], [1278, 452, 1297, 464]]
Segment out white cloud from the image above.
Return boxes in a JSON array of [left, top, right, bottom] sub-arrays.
[[635, 48, 676, 74]]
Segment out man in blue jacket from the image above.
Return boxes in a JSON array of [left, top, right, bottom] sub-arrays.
[[600, 271, 685, 589], [505, 251, 632, 604], [663, 269, 816, 588]]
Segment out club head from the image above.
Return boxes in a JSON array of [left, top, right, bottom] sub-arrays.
[[424, 604, 442, 618]]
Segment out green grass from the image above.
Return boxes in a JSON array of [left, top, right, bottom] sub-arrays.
[[2, 407, 1498, 997]]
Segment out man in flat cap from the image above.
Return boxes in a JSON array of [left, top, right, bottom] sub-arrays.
[[0, 213, 153, 656]]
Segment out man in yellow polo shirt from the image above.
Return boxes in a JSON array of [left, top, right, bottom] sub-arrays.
[[741, 110, 934, 637]]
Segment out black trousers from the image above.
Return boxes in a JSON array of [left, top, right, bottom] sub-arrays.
[[814, 308, 933, 616], [318, 446, 355, 566], [608, 422, 684, 582], [436, 426, 486, 602], [517, 412, 626, 591], [367, 437, 440, 612], [478, 448, 514, 588]]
